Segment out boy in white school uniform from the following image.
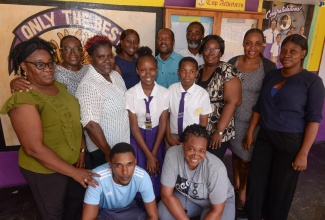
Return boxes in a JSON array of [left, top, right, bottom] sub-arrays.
[[166, 57, 212, 148]]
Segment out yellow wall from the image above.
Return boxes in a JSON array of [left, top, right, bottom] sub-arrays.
[[306, 6, 325, 71], [56, 0, 164, 7]]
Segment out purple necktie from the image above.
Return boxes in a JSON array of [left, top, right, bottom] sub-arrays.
[[144, 96, 153, 130], [278, 44, 281, 56], [272, 32, 275, 43], [178, 92, 187, 139]]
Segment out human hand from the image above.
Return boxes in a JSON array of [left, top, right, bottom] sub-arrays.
[[166, 135, 181, 147], [243, 133, 254, 151], [75, 151, 86, 168], [210, 131, 222, 149], [72, 167, 100, 188], [292, 151, 308, 171], [10, 77, 31, 93], [147, 154, 159, 176]]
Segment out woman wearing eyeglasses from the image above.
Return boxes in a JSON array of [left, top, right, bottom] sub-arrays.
[[1, 37, 99, 220], [196, 35, 242, 159], [114, 29, 141, 89]]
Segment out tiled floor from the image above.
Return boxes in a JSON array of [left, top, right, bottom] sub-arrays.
[[0, 143, 324, 220]]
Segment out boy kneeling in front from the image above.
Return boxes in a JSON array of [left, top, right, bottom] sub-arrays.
[[82, 142, 158, 220]]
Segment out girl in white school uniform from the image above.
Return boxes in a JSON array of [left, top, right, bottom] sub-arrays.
[[125, 47, 169, 197]]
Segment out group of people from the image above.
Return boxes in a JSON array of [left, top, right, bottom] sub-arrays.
[[263, 18, 307, 69], [1, 19, 324, 220]]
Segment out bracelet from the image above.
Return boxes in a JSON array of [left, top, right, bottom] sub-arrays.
[[215, 130, 223, 136], [80, 148, 86, 153]]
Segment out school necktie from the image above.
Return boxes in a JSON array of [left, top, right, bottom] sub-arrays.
[[178, 92, 187, 139], [278, 43, 281, 56], [272, 31, 275, 43], [144, 96, 153, 130]]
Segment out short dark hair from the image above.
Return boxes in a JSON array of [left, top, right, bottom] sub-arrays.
[[60, 35, 82, 48], [137, 46, 156, 67], [84, 35, 112, 56], [180, 124, 211, 147], [158, 28, 175, 41], [199, 35, 225, 55], [187, 21, 205, 35], [109, 142, 136, 161], [271, 18, 277, 25], [244, 28, 264, 42], [281, 34, 308, 56], [179, 56, 198, 70]]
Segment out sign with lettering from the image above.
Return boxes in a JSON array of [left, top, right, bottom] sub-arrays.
[[196, 0, 246, 11], [0, 4, 157, 146]]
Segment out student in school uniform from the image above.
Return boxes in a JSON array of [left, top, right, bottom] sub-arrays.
[[125, 46, 169, 197], [166, 57, 212, 148], [270, 33, 283, 68]]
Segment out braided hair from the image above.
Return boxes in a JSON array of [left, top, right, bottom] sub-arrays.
[[180, 124, 211, 147], [9, 37, 55, 76]]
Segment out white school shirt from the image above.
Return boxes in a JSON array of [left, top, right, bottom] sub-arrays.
[[270, 42, 281, 57], [125, 82, 170, 129], [263, 28, 279, 44], [178, 48, 205, 66], [168, 82, 212, 134], [75, 65, 130, 152]]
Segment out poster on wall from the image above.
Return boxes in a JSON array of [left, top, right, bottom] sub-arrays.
[[262, 2, 310, 68], [0, 3, 159, 148]]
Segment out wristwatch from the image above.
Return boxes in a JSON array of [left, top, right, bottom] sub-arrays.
[[80, 148, 86, 153], [216, 130, 223, 136]]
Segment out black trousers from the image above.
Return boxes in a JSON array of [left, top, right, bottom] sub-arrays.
[[207, 140, 230, 160], [246, 128, 303, 220], [21, 167, 86, 220]]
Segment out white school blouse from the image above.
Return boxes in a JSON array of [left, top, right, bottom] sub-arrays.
[[168, 82, 212, 134], [125, 82, 169, 129]]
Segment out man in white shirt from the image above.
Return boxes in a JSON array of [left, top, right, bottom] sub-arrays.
[[178, 22, 205, 66]]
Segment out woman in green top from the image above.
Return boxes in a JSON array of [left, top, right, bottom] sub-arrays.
[[1, 37, 99, 220]]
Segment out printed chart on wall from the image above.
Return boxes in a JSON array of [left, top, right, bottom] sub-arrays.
[[0, 4, 157, 147], [262, 2, 310, 68], [170, 15, 213, 54]]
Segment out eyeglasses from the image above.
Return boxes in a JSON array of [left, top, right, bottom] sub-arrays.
[[203, 48, 220, 55], [157, 37, 172, 42], [24, 61, 56, 70], [60, 46, 83, 54]]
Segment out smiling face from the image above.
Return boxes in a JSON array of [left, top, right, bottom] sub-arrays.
[[183, 135, 207, 170], [60, 37, 82, 70], [280, 41, 306, 69], [186, 24, 204, 49], [178, 61, 198, 91], [202, 39, 221, 66], [121, 33, 139, 57], [157, 29, 174, 56], [91, 45, 115, 75], [109, 152, 136, 186], [21, 49, 55, 87], [137, 56, 157, 88], [243, 32, 264, 59]]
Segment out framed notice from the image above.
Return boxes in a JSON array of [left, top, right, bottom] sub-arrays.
[[164, 6, 263, 61]]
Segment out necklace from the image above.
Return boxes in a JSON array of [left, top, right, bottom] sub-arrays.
[[183, 159, 199, 214]]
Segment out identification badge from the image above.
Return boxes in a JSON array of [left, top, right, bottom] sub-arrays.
[[145, 113, 152, 130]]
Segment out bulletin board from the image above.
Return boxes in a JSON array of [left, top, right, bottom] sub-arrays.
[[164, 6, 264, 61]]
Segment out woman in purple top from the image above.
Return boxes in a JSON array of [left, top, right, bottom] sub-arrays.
[[114, 29, 141, 89], [245, 34, 324, 220]]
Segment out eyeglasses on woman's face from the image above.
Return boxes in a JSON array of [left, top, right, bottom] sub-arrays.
[[24, 61, 56, 70], [203, 48, 220, 55], [60, 46, 83, 54]]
